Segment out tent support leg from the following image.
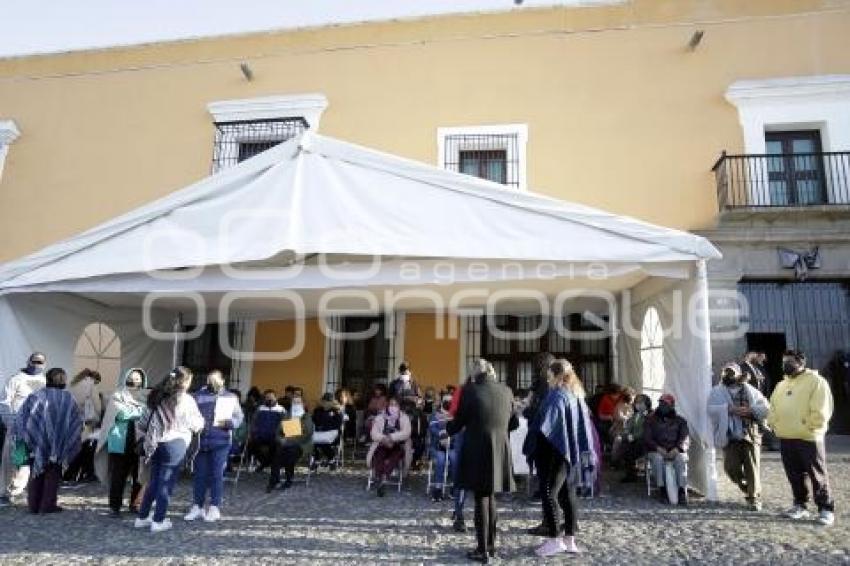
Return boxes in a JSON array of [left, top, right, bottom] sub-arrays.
[[697, 260, 718, 502]]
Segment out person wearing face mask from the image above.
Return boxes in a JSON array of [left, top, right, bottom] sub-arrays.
[[15, 367, 82, 514], [614, 394, 652, 483], [249, 390, 284, 472], [95, 367, 149, 518], [767, 349, 835, 527], [134, 367, 204, 533], [267, 396, 313, 492], [644, 393, 690, 505], [185, 370, 243, 523], [428, 395, 455, 501], [367, 397, 412, 497], [0, 352, 48, 507], [708, 362, 770, 511], [388, 362, 421, 402]]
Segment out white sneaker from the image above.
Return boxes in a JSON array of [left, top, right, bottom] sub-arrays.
[[203, 506, 221, 522], [134, 515, 153, 528], [817, 510, 835, 527], [150, 518, 173, 533], [184, 505, 204, 522], [784, 505, 811, 520], [535, 538, 568, 557]]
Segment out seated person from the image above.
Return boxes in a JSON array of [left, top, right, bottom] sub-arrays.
[[644, 393, 690, 505], [312, 392, 344, 469], [427, 395, 455, 501], [267, 395, 314, 492], [403, 397, 428, 471], [422, 387, 438, 415], [612, 394, 652, 482], [249, 390, 284, 472], [335, 388, 358, 441], [596, 384, 623, 448], [362, 384, 388, 443], [611, 387, 636, 441], [367, 397, 412, 497]]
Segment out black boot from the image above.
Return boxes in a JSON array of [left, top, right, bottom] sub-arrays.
[[678, 488, 688, 506], [657, 488, 669, 504]]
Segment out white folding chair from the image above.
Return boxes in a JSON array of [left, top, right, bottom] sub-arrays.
[[367, 459, 404, 493]]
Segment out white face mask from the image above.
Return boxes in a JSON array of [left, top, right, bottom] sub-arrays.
[[400, 373, 411, 383], [291, 402, 305, 418]]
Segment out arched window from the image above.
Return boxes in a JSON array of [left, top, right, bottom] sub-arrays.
[[640, 307, 665, 402], [74, 322, 121, 388]]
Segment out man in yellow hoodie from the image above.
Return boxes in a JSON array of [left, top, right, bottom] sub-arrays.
[[767, 349, 835, 527]]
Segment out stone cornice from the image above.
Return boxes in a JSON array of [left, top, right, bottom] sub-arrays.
[[726, 75, 850, 106], [207, 94, 328, 128]]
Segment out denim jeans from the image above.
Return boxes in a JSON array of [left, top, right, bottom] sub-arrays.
[[193, 444, 230, 507], [431, 448, 449, 487], [452, 432, 467, 518], [138, 439, 187, 523]]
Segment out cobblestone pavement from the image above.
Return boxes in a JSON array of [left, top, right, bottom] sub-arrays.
[[1, 442, 848, 565]]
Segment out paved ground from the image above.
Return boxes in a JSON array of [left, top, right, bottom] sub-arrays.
[[1, 439, 849, 565]]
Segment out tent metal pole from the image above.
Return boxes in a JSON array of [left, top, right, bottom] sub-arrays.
[[610, 293, 620, 385], [697, 259, 719, 501], [171, 312, 183, 369]]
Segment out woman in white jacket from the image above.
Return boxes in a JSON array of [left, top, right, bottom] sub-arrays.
[[134, 367, 204, 532]]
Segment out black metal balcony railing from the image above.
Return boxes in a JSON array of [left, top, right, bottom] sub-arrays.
[[713, 151, 850, 209]]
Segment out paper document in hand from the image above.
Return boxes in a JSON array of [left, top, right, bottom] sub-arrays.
[[282, 419, 302, 438]]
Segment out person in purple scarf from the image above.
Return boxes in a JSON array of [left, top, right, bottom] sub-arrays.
[[16, 367, 82, 514]]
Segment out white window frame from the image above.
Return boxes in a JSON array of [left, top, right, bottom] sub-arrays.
[[640, 306, 665, 404], [207, 94, 328, 172], [207, 94, 328, 129], [437, 124, 528, 191], [725, 75, 850, 205], [0, 120, 21, 184]]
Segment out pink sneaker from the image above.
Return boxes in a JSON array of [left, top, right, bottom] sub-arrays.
[[535, 538, 568, 557]]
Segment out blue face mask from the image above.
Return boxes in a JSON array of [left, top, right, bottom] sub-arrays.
[[24, 364, 45, 376]]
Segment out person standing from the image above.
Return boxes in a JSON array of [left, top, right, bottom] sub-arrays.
[[134, 367, 204, 533], [96, 368, 149, 518], [447, 359, 517, 564], [16, 368, 82, 514], [185, 370, 243, 523], [521, 352, 555, 500], [65, 368, 103, 483], [529, 359, 597, 557], [0, 352, 48, 506], [447, 374, 472, 533], [708, 362, 770, 511], [768, 349, 835, 527], [741, 352, 768, 396]]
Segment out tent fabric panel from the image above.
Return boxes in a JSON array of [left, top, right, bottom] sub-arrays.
[[617, 267, 716, 499], [0, 294, 174, 390]]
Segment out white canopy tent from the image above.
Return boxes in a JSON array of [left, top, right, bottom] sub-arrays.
[[0, 131, 721, 497]]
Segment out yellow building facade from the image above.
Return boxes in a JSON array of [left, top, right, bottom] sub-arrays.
[[2, 1, 850, 404]]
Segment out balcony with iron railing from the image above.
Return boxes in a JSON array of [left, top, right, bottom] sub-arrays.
[[713, 151, 850, 214]]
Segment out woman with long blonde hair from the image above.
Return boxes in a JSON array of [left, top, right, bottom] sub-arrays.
[[528, 359, 597, 557]]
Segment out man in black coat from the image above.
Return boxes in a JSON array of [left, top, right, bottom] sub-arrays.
[[447, 359, 518, 564]]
